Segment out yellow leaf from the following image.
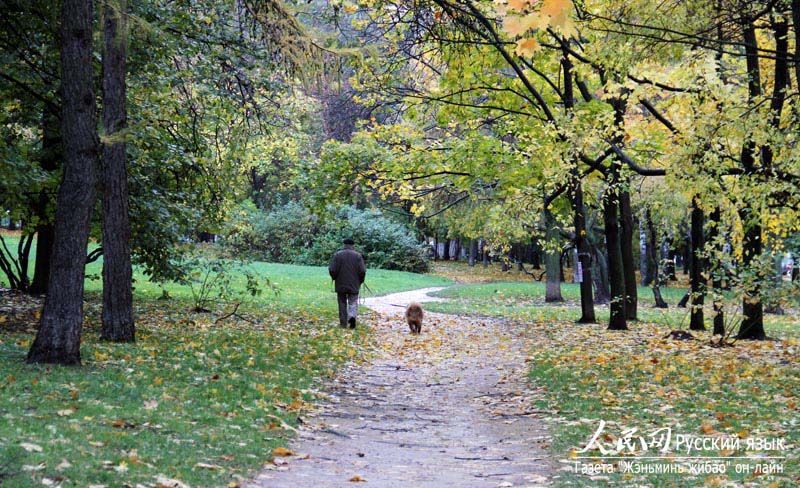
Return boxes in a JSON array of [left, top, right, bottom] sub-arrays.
[[508, 0, 530, 11], [515, 37, 541, 57], [348, 475, 366, 482], [272, 447, 294, 457], [541, 0, 572, 19]]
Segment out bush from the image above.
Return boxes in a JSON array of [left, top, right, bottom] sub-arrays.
[[224, 201, 316, 263], [300, 206, 429, 273], [223, 203, 429, 273]]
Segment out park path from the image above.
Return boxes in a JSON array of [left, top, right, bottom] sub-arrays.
[[247, 287, 552, 487]]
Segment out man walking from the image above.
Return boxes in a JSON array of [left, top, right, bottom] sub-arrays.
[[329, 238, 366, 328]]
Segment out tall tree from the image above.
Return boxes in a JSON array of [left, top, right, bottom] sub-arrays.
[[27, 0, 98, 364], [101, 0, 134, 342]]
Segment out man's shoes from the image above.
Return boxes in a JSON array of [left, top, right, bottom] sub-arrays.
[[348, 317, 356, 329]]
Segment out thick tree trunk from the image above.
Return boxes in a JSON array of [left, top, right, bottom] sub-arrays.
[[30, 107, 60, 295], [603, 180, 627, 330], [443, 238, 451, 260], [689, 196, 706, 330], [101, 0, 134, 342], [544, 210, 563, 303], [468, 239, 477, 267], [737, 19, 766, 340], [482, 240, 489, 267], [27, 0, 98, 365], [619, 186, 638, 320], [432, 234, 439, 260]]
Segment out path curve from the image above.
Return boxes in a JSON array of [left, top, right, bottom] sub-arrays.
[[247, 287, 552, 487]]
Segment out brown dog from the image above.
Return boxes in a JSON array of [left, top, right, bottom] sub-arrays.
[[405, 302, 423, 334]]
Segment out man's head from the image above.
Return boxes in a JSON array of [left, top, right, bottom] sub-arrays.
[[343, 238, 355, 246]]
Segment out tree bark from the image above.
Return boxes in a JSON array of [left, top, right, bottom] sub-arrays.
[[603, 174, 627, 330], [689, 196, 706, 330], [544, 210, 563, 303], [443, 238, 451, 260], [737, 19, 766, 340], [639, 219, 654, 285], [101, 0, 134, 342], [646, 210, 668, 308], [468, 239, 477, 267], [27, 0, 98, 365], [709, 207, 725, 334], [30, 106, 60, 294], [591, 246, 610, 304], [619, 186, 638, 320]]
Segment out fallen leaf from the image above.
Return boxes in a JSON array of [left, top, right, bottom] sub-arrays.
[[271, 447, 294, 457], [349, 475, 366, 482], [20, 442, 43, 452]]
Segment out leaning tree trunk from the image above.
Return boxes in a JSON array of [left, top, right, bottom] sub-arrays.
[[544, 211, 563, 303], [689, 196, 706, 330], [30, 106, 60, 294], [100, 0, 134, 342], [603, 176, 627, 330], [28, 0, 98, 365], [619, 185, 638, 320]]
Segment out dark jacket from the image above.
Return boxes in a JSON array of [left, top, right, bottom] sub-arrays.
[[329, 245, 366, 294]]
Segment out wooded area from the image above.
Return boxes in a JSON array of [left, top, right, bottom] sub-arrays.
[[1, 1, 799, 486]]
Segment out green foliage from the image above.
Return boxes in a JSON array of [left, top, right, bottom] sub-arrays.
[[223, 203, 430, 273], [224, 201, 317, 263], [300, 206, 430, 273]]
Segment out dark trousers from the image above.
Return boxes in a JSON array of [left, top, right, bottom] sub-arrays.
[[337, 292, 359, 326]]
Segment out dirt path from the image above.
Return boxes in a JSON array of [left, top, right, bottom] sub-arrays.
[[247, 287, 552, 487]]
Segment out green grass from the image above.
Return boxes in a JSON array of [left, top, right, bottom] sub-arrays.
[[0, 237, 450, 487], [426, 281, 799, 337]]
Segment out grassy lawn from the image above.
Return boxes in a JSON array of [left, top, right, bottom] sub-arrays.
[[425, 263, 800, 486], [0, 237, 450, 487]]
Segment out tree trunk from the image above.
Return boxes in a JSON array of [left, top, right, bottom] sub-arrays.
[[737, 19, 766, 340], [603, 178, 627, 330], [27, 0, 98, 365], [646, 210, 668, 308], [640, 219, 654, 285], [709, 207, 725, 334], [689, 196, 705, 330], [591, 246, 610, 304], [432, 234, 439, 260], [531, 242, 541, 269], [443, 238, 451, 260], [101, 0, 134, 342], [544, 210, 563, 303], [619, 186, 638, 320], [482, 239, 489, 267], [30, 106, 60, 295], [468, 239, 477, 267]]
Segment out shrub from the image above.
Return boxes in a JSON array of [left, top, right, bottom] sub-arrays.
[[300, 206, 429, 273], [223, 203, 429, 273], [224, 201, 316, 263]]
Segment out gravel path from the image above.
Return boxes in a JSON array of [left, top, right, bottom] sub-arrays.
[[247, 287, 552, 487]]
